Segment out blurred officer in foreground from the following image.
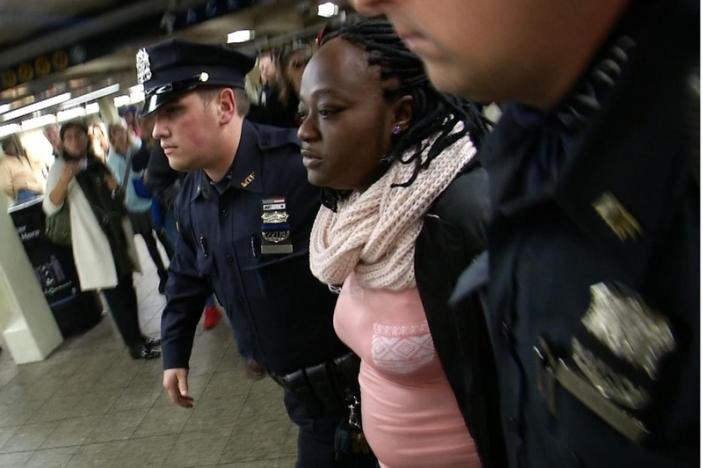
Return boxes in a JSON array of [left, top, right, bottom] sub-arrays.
[[352, 1, 699, 467], [137, 39, 376, 467]]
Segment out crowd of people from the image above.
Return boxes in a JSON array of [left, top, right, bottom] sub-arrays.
[[1, 113, 186, 360], [0, 1, 698, 467]]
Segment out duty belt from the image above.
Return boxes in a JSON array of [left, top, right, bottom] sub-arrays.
[[271, 352, 361, 417]]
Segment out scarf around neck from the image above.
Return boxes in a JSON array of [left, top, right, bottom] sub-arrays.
[[310, 125, 476, 291]]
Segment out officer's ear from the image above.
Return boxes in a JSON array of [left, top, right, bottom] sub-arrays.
[[215, 88, 237, 124]]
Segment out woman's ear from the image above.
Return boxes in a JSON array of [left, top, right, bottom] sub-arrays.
[[392, 95, 413, 131]]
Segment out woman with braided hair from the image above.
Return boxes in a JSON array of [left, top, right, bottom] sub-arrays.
[[299, 17, 505, 468]]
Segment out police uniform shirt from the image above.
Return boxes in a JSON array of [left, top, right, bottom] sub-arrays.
[[161, 120, 347, 375], [455, 2, 699, 467]]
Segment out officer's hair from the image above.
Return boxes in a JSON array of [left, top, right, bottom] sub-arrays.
[[197, 87, 250, 117], [321, 17, 488, 187]]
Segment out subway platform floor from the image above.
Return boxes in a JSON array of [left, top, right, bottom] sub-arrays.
[[0, 238, 297, 467]]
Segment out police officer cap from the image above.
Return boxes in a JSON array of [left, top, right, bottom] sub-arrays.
[[136, 38, 255, 115]]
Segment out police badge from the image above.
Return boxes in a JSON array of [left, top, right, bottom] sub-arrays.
[[557, 282, 678, 441], [260, 196, 293, 254], [136, 48, 152, 84], [579, 282, 675, 380]]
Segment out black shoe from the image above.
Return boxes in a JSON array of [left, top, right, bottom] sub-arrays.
[[143, 336, 161, 349], [130, 344, 161, 360], [158, 272, 168, 295]]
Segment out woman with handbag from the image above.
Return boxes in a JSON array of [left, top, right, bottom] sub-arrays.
[[298, 18, 505, 468], [43, 120, 160, 360]]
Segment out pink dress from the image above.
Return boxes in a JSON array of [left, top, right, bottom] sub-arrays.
[[334, 272, 481, 468]]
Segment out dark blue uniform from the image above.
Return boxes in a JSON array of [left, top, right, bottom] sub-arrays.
[[161, 121, 357, 466], [162, 121, 347, 372], [137, 38, 375, 468], [455, 2, 699, 467]]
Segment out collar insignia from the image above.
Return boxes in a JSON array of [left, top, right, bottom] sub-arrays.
[[241, 171, 255, 188], [592, 192, 642, 241]]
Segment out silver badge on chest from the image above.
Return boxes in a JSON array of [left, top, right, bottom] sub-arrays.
[[580, 282, 675, 380]]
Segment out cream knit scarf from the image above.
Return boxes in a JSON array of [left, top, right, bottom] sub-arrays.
[[309, 124, 476, 291]]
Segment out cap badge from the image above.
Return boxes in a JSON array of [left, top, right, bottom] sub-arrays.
[[136, 49, 152, 84]]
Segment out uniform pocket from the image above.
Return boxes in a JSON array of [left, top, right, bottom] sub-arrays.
[[240, 247, 308, 271], [195, 252, 220, 303]]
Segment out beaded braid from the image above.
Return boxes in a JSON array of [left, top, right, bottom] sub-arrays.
[[321, 17, 488, 187]]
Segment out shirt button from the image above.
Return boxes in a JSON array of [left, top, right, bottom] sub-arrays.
[[220, 208, 228, 217], [225, 254, 234, 263]]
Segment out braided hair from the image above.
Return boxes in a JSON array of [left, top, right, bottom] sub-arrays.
[[321, 17, 489, 188]]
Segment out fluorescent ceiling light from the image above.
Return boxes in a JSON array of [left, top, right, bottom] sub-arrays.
[[227, 29, 255, 43], [21, 114, 57, 131], [114, 95, 131, 108], [0, 124, 20, 138], [317, 2, 339, 17], [1, 93, 71, 122], [130, 91, 145, 104], [0, 104, 10, 115], [57, 106, 87, 122], [61, 84, 120, 109], [129, 84, 144, 94], [85, 103, 100, 115], [115, 89, 144, 107]]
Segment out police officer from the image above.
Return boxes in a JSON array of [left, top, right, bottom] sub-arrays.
[[353, 1, 699, 467], [137, 39, 376, 467]]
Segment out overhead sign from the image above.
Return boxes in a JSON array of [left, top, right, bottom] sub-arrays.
[[1, 49, 71, 89]]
